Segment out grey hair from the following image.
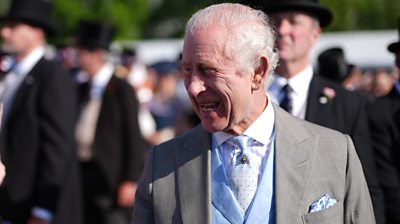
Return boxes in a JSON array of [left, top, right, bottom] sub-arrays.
[[184, 3, 279, 76]]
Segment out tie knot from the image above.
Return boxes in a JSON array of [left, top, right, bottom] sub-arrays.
[[225, 135, 250, 152], [282, 83, 293, 93]]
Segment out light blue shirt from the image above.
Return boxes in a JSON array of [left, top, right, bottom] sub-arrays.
[[212, 100, 275, 223], [1, 47, 45, 124]]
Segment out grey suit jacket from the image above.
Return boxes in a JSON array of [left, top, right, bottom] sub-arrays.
[[132, 104, 375, 224]]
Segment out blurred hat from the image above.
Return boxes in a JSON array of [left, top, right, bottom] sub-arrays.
[[121, 48, 136, 57], [150, 61, 178, 76], [317, 47, 353, 82], [388, 18, 400, 53], [240, 0, 333, 27], [0, 0, 57, 35], [75, 20, 115, 50]]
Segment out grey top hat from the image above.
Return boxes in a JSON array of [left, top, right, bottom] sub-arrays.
[[240, 0, 333, 27], [388, 18, 400, 53], [0, 0, 57, 35]]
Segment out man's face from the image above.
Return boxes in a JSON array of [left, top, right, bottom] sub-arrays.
[[181, 28, 254, 134], [77, 48, 102, 76], [0, 20, 39, 56], [270, 11, 321, 64], [77, 48, 94, 72]]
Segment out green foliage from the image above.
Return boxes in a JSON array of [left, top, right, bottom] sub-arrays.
[[321, 0, 400, 31], [0, 0, 11, 16], [52, 0, 149, 42], [6, 0, 399, 41]]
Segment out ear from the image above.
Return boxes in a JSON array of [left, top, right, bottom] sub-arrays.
[[310, 26, 321, 46], [251, 56, 269, 90]]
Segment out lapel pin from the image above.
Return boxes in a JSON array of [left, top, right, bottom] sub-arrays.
[[25, 76, 34, 85], [240, 155, 248, 164]]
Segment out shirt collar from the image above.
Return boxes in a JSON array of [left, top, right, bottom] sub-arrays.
[[273, 65, 313, 95], [267, 65, 312, 99], [213, 97, 275, 147], [91, 63, 114, 88], [287, 65, 313, 95], [14, 47, 45, 76]]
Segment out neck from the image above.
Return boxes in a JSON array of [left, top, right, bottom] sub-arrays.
[[15, 44, 43, 63], [87, 61, 106, 77], [276, 57, 310, 79], [227, 93, 268, 136]]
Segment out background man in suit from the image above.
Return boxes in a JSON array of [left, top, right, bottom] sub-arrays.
[[0, 0, 81, 223], [240, 0, 384, 223], [74, 20, 146, 224], [367, 18, 400, 224], [132, 3, 375, 223]]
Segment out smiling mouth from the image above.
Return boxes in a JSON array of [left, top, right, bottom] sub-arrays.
[[200, 102, 219, 112]]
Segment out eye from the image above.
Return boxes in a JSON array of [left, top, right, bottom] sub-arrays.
[[181, 65, 193, 77], [199, 65, 216, 76]]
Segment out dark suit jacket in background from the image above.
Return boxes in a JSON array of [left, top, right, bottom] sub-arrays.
[[78, 74, 146, 223], [367, 87, 400, 224], [90, 75, 146, 189], [0, 58, 82, 224], [305, 74, 384, 224]]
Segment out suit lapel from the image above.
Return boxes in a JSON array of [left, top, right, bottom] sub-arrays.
[[273, 104, 318, 223], [92, 75, 116, 150], [4, 67, 37, 129], [305, 74, 335, 125], [176, 126, 211, 224]]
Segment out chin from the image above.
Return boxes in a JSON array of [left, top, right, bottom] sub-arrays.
[[200, 120, 227, 133]]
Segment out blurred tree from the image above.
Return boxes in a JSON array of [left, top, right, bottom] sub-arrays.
[[322, 0, 400, 31], [52, 0, 149, 42], [1, 0, 400, 40], [0, 0, 10, 16], [142, 0, 235, 38], [141, 0, 400, 38]]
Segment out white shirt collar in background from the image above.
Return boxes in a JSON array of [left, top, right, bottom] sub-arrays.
[[15, 47, 45, 76], [267, 65, 313, 119], [90, 63, 114, 99]]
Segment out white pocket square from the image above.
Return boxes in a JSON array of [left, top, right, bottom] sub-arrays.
[[309, 194, 338, 213]]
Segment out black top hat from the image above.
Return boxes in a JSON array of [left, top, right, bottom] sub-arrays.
[[317, 47, 353, 82], [240, 0, 333, 27], [388, 18, 400, 53], [75, 20, 115, 51], [0, 0, 57, 35]]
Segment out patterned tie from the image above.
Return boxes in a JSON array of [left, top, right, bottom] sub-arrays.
[[225, 136, 258, 212], [280, 84, 293, 113]]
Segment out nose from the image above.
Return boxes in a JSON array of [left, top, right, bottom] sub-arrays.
[[186, 72, 206, 97]]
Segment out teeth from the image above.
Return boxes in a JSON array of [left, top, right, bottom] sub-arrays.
[[201, 103, 218, 112]]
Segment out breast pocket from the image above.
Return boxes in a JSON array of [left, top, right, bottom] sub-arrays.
[[302, 201, 344, 224]]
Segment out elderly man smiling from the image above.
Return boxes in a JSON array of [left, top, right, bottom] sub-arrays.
[[132, 3, 375, 224]]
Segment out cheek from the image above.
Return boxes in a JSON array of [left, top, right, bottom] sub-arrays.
[[15, 31, 33, 48]]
